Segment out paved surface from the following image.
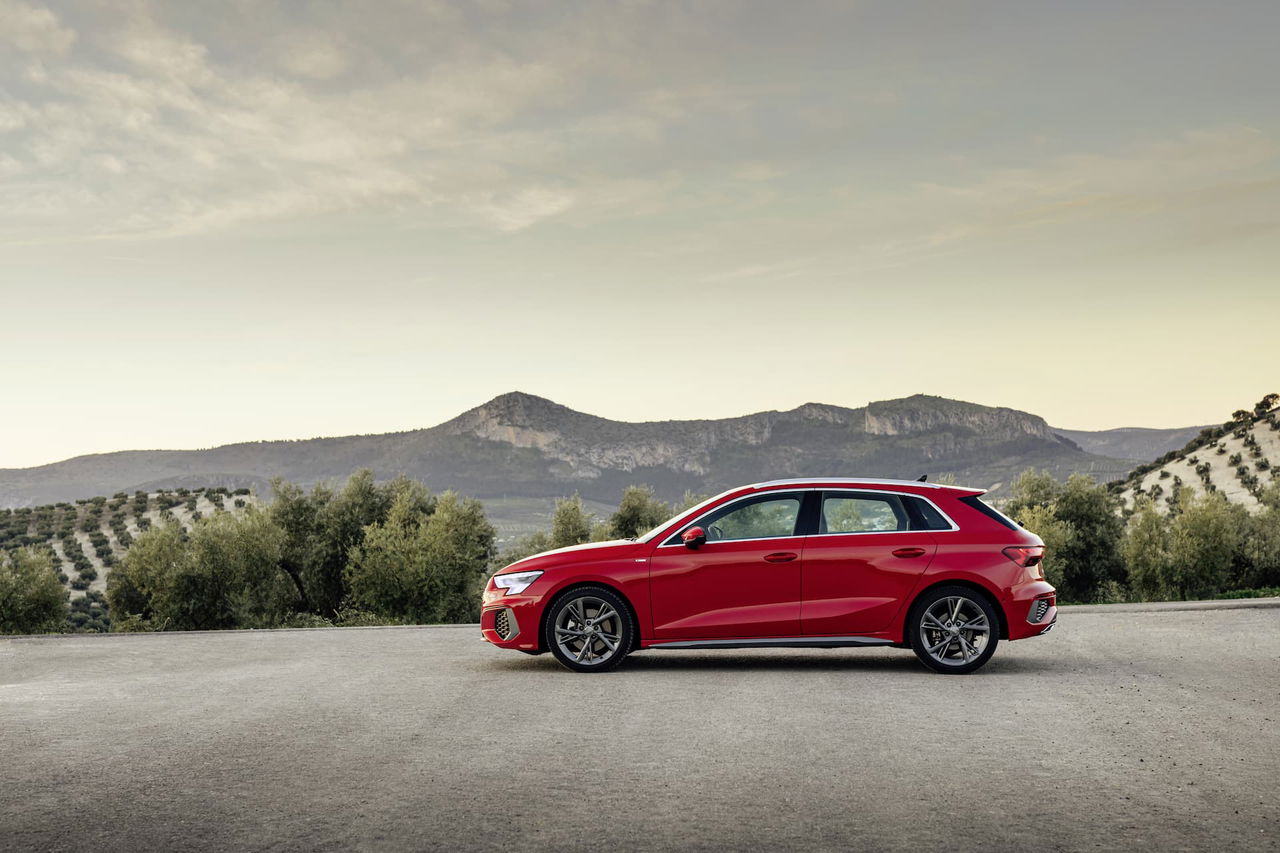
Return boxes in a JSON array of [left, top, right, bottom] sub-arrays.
[[2, 602, 1279, 852]]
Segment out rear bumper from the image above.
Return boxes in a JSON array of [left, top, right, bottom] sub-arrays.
[[1005, 581, 1057, 641]]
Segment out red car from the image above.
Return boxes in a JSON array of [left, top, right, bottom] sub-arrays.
[[481, 478, 1056, 674]]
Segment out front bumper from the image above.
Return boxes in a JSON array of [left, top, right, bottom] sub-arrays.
[[480, 592, 544, 652]]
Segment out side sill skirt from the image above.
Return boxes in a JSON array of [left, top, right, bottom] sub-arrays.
[[648, 636, 895, 650]]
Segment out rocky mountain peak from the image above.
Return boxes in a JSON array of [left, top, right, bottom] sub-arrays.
[[863, 394, 1057, 441]]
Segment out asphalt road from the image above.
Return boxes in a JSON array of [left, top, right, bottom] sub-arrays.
[[3, 602, 1279, 852]]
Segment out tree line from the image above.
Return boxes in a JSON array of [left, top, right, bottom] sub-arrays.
[[1006, 471, 1280, 602], [0, 478, 695, 634], [4, 472, 1278, 635], [500, 485, 704, 563]]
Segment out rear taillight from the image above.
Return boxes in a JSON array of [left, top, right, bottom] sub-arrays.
[[1003, 545, 1045, 579]]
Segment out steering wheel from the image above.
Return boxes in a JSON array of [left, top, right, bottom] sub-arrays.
[[708, 524, 725, 541]]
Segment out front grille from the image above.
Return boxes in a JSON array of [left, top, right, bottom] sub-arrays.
[[1029, 599, 1051, 623], [493, 608, 515, 640]]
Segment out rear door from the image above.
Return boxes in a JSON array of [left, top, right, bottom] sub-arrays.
[[801, 490, 941, 635]]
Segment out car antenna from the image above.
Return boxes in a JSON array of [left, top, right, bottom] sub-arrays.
[[916, 474, 928, 482]]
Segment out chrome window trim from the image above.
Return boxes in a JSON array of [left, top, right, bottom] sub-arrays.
[[655, 486, 960, 548], [815, 488, 961, 535]]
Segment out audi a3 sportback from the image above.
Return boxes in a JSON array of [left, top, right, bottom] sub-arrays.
[[481, 478, 1056, 674]]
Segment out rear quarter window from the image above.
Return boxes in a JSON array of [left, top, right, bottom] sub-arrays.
[[958, 495, 1021, 531], [904, 496, 954, 531]]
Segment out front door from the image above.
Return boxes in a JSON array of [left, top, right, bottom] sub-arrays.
[[648, 491, 806, 639]]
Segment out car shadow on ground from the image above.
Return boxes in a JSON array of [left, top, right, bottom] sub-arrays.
[[481, 649, 1070, 676]]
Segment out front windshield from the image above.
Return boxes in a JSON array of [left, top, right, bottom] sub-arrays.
[[637, 489, 738, 543]]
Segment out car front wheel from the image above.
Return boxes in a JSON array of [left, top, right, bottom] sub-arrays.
[[909, 586, 999, 674], [544, 586, 634, 673]]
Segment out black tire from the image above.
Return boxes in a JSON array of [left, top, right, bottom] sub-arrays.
[[908, 585, 1000, 675], [543, 586, 635, 673]]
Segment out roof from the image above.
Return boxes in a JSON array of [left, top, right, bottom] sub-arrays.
[[750, 477, 982, 492]]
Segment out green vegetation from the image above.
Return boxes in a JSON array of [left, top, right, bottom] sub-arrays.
[[0, 548, 68, 634], [1013, 475, 1280, 603], [347, 484, 495, 623], [107, 471, 496, 631], [1006, 472, 1125, 601], [607, 485, 673, 539], [69, 590, 110, 633], [1215, 587, 1280, 600]]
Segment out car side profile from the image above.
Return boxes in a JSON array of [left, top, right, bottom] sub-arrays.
[[480, 478, 1056, 674]]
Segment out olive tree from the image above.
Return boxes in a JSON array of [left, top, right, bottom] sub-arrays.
[[1242, 482, 1280, 589], [348, 489, 495, 624], [108, 510, 292, 631], [1007, 471, 1123, 602], [269, 470, 412, 618], [0, 548, 68, 634], [1122, 499, 1171, 600], [608, 486, 673, 539], [550, 495, 593, 549], [1165, 491, 1247, 600]]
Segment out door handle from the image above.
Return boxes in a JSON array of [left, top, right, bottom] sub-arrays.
[[891, 547, 927, 559], [763, 552, 798, 563]]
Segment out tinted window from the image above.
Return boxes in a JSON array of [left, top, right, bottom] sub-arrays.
[[678, 494, 803, 543], [905, 496, 953, 531], [821, 494, 907, 533], [959, 495, 1020, 530]]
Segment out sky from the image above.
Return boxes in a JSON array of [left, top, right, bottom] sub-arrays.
[[1, 0, 1278, 469]]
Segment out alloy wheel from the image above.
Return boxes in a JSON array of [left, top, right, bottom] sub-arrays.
[[553, 595, 624, 667], [918, 595, 991, 667]]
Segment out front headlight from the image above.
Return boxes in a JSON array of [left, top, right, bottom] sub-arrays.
[[493, 570, 543, 595]]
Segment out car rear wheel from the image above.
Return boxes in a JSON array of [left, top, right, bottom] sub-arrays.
[[545, 586, 634, 673], [909, 586, 999, 674]]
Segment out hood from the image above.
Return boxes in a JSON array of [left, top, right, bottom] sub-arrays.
[[499, 538, 645, 573]]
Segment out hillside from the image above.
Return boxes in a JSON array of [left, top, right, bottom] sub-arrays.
[[0, 487, 262, 631], [0, 393, 1141, 511], [1116, 395, 1280, 513]]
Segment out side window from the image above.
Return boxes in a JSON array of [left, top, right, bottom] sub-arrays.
[[821, 494, 907, 533], [709, 496, 802, 541], [905, 496, 954, 531], [669, 494, 803, 544]]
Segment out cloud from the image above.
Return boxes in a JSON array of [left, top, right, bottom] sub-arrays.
[[0, 3, 661, 240], [0, 0, 76, 54], [276, 33, 349, 81], [1, 1, 1275, 255], [908, 125, 1277, 239]]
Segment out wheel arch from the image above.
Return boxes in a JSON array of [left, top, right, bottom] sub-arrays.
[[904, 578, 1009, 645], [539, 581, 643, 653]]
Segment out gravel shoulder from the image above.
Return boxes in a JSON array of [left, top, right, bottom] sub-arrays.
[[2, 604, 1278, 851]]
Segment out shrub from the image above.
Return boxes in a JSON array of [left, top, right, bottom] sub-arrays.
[[1216, 587, 1280, 600], [347, 489, 494, 624], [1165, 491, 1247, 599], [0, 548, 68, 633]]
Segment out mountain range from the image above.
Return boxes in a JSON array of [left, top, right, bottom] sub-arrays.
[[0, 392, 1194, 511]]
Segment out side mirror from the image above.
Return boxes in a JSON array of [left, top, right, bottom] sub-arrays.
[[681, 526, 707, 549]]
